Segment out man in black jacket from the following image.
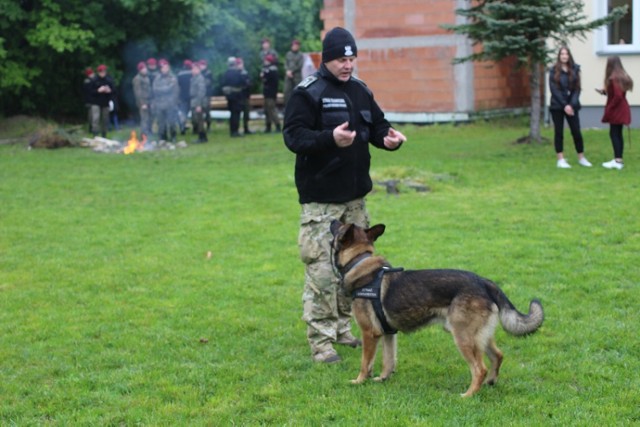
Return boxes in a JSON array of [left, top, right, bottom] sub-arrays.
[[222, 57, 245, 137], [90, 64, 115, 137], [83, 67, 95, 132], [283, 27, 407, 364]]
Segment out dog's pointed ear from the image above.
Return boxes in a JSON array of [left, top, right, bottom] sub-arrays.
[[330, 219, 344, 237], [366, 224, 385, 241]]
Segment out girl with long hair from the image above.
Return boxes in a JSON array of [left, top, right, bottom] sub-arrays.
[[548, 46, 592, 168], [599, 56, 633, 170]]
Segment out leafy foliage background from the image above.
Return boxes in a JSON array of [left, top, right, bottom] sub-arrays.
[[0, 0, 323, 118]]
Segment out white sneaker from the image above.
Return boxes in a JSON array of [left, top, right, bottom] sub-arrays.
[[602, 159, 624, 170], [578, 158, 592, 167], [557, 159, 571, 169]]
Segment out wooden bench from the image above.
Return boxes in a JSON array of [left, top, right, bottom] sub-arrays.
[[210, 93, 285, 110]]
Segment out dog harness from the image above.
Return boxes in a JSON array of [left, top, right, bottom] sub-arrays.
[[352, 267, 403, 335]]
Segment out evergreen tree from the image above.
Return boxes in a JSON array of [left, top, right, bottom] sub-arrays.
[[445, 0, 627, 143]]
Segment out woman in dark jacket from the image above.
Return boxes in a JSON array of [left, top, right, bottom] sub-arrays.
[[549, 47, 592, 168], [599, 56, 633, 170]]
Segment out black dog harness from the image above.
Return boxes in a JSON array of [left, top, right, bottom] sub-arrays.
[[352, 267, 403, 335]]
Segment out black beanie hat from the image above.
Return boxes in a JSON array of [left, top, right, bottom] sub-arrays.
[[322, 27, 357, 62]]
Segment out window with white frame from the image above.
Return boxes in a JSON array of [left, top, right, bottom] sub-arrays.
[[596, 0, 639, 54]]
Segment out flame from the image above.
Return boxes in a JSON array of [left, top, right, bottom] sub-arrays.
[[124, 131, 147, 154]]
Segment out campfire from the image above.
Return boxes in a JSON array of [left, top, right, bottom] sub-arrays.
[[81, 133, 188, 154], [123, 130, 147, 154]]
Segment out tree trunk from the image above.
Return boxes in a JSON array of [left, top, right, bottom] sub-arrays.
[[528, 61, 543, 143]]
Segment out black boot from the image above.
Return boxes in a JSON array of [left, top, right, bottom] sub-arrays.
[[264, 124, 271, 133], [276, 123, 281, 132], [198, 132, 208, 143]]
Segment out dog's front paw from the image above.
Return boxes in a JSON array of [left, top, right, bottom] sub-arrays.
[[350, 377, 367, 385], [373, 374, 391, 383]]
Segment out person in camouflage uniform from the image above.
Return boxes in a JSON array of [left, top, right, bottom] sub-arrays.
[[132, 61, 152, 136], [146, 58, 160, 134], [198, 59, 213, 131], [283, 39, 304, 105], [177, 59, 193, 135], [152, 59, 179, 142], [283, 27, 407, 363], [190, 61, 208, 143]]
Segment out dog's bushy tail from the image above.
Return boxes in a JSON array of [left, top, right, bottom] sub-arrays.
[[484, 279, 544, 336]]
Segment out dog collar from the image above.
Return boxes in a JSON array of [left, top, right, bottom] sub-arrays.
[[339, 252, 372, 276]]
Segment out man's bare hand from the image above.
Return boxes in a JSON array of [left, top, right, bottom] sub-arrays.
[[333, 122, 356, 147], [383, 128, 406, 149]]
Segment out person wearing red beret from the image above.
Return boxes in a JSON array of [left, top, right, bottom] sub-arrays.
[[152, 59, 179, 141], [133, 61, 152, 136], [89, 64, 115, 137]]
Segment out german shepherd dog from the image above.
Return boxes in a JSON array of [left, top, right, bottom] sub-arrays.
[[330, 220, 544, 397]]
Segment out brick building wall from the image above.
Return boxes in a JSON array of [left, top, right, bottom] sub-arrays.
[[321, 0, 530, 121]]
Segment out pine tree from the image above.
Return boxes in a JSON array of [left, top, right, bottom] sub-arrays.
[[445, 0, 627, 143]]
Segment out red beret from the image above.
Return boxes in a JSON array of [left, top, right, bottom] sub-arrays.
[[97, 64, 107, 72], [265, 54, 275, 64], [292, 39, 300, 46], [197, 59, 207, 68], [137, 61, 146, 71], [84, 67, 94, 76], [158, 59, 169, 67], [183, 59, 193, 69], [146, 58, 157, 66]]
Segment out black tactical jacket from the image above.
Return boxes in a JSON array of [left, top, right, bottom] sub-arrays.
[[283, 64, 398, 204]]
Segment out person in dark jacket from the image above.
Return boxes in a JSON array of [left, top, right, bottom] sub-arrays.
[[283, 27, 406, 364], [83, 67, 95, 132], [236, 57, 253, 135], [599, 55, 633, 170], [261, 54, 280, 132], [548, 46, 591, 168], [222, 57, 245, 137], [89, 64, 115, 137]]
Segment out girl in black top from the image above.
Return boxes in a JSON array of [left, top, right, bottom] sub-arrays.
[[548, 46, 592, 168]]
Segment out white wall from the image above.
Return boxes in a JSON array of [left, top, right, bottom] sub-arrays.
[[552, 1, 640, 127]]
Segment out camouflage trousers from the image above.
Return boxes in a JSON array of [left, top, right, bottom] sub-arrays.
[[298, 198, 369, 355], [191, 106, 205, 134], [90, 105, 110, 137], [138, 106, 151, 137]]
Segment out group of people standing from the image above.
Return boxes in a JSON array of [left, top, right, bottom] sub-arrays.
[[131, 58, 213, 143], [221, 38, 305, 137], [83, 64, 116, 138], [84, 37, 307, 142], [549, 46, 633, 170]]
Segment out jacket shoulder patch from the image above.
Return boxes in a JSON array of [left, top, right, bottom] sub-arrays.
[[298, 75, 318, 88]]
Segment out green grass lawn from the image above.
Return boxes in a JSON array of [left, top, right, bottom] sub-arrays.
[[1, 118, 639, 425]]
